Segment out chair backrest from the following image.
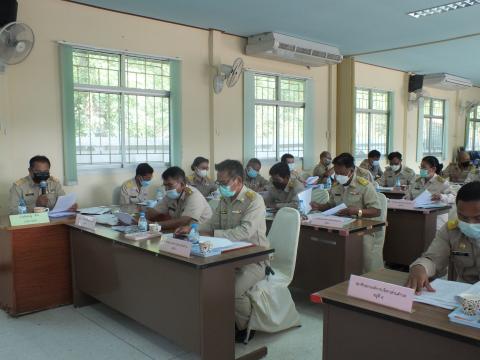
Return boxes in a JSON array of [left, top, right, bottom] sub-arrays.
[[374, 192, 388, 222], [267, 207, 301, 283], [311, 188, 329, 204], [112, 186, 121, 205]]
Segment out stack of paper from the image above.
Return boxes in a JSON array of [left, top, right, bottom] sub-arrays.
[[78, 207, 111, 215], [448, 307, 480, 329], [413, 190, 444, 208], [162, 234, 253, 257], [377, 186, 394, 192], [297, 188, 313, 214], [414, 279, 472, 309], [49, 193, 77, 218], [305, 176, 319, 185]]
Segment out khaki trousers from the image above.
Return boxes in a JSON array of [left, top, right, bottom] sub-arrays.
[[235, 263, 265, 330]]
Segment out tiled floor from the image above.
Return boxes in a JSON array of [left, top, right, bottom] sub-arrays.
[[0, 290, 323, 360]]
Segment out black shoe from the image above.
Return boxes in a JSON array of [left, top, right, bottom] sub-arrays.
[[235, 328, 256, 343]]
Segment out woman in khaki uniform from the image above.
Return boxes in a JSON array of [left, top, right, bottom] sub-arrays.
[[187, 156, 217, 198]]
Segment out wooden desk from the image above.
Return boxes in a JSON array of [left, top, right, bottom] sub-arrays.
[[378, 189, 406, 199], [0, 216, 74, 316], [384, 206, 451, 269], [290, 219, 385, 293], [312, 269, 480, 360], [70, 225, 273, 360]]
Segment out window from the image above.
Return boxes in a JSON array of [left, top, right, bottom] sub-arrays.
[[354, 88, 390, 159], [253, 74, 305, 160], [72, 49, 172, 167], [466, 105, 480, 151], [422, 98, 445, 157]]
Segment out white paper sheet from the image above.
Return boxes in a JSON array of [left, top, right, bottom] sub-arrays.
[[305, 176, 319, 185], [413, 190, 434, 207], [79, 207, 111, 215], [163, 234, 251, 251], [320, 203, 347, 216], [297, 188, 313, 214], [414, 279, 472, 309], [50, 193, 76, 214]]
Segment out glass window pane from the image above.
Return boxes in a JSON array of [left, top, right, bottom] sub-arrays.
[[73, 50, 120, 87], [125, 94, 170, 164], [254, 105, 277, 160], [430, 117, 444, 154], [476, 106, 480, 119], [255, 75, 276, 100], [370, 113, 388, 155], [467, 121, 474, 151], [423, 118, 430, 154], [278, 106, 304, 158], [355, 112, 369, 158], [424, 99, 431, 116], [280, 78, 305, 102], [474, 122, 480, 151], [125, 57, 170, 91], [372, 91, 388, 111], [356, 89, 369, 109], [432, 100, 444, 116], [74, 91, 121, 165]]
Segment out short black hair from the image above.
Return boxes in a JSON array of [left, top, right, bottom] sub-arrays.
[[388, 152, 402, 161], [333, 153, 355, 169], [162, 166, 186, 183], [280, 153, 294, 163], [29, 155, 51, 169], [136, 163, 154, 176], [368, 150, 381, 159], [215, 160, 244, 182], [247, 158, 261, 167], [456, 181, 480, 204], [269, 162, 290, 178], [191, 156, 209, 171], [422, 156, 443, 175]]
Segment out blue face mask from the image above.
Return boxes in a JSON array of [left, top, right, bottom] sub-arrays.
[[166, 189, 181, 200], [219, 184, 236, 198], [247, 167, 258, 178], [458, 220, 480, 240], [141, 180, 151, 187], [419, 169, 429, 178]]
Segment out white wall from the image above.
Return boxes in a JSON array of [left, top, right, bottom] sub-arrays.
[[0, 0, 333, 214]]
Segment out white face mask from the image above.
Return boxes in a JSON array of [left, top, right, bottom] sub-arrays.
[[288, 163, 295, 171], [390, 164, 401, 172], [196, 169, 208, 178], [372, 160, 380, 167], [335, 174, 350, 185]]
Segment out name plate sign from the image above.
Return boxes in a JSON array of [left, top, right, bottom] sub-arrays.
[[159, 237, 191, 258], [75, 214, 96, 231], [347, 274, 414, 313], [9, 213, 50, 227]]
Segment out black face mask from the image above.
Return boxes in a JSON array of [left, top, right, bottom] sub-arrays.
[[461, 161, 471, 168], [272, 181, 286, 190], [32, 171, 50, 183]]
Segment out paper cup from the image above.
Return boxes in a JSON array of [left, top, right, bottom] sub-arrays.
[[460, 294, 480, 316]]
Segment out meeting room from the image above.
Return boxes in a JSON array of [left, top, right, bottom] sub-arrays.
[[1, 0, 480, 359]]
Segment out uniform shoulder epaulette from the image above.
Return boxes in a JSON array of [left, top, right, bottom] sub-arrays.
[[287, 180, 294, 188], [50, 176, 60, 182], [357, 177, 368, 186], [437, 176, 445, 183], [187, 174, 194, 181], [14, 177, 27, 186], [447, 219, 458, 230], [245, 190, 256, 201], [125, 179, 135, 189], [185, 187, 193, 196]]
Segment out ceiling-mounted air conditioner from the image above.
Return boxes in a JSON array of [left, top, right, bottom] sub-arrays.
[[246, 32, 343, 67], [423, 73, 472, 90]]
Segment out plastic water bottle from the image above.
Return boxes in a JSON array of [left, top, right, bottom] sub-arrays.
[[138, 212, 148, 232], [156, 188, 164, 202], [18, 198, 27, 214], [395, 177, 401, 188], [188, 223, 200, 243], [326, 176, 332, 189]]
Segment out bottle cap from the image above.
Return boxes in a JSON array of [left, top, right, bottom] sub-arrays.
[[191, 223, 198, 228]]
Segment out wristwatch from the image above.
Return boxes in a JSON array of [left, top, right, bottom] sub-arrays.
[[357, 209, 363, 218]]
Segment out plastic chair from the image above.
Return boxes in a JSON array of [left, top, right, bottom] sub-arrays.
[[362, 192, 387, 273], [245, 207, 301, 342]]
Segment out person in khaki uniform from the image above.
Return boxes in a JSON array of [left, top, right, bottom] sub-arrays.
[[264, 162, 305, 209], [187, 156, 217, 198], [354, 165, 374, 183], [311, 153, 383, 272], [377, 151, 416, 187], [465, 167, 480, 183], [280, 153, 305, 182], [119, 163, 153, 205], [443, 151, 475, 183], [9, 155, 75, 214], [244, 158, 269, 192], [147, 167, 212, 230], [312, 151, 334, 184], [406, 182, 480, 294], [359, 149, 383, 180], [175, 160, 269, 342]]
